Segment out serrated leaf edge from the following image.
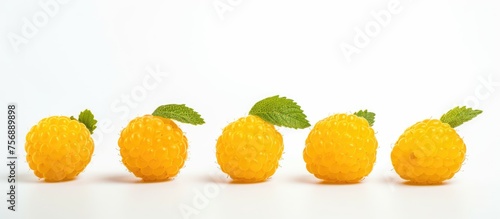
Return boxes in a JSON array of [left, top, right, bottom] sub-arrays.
[[152, 104, 205, 125], [353, 109, 376, 127], [439, 106, 482, 128], [248, 95, 310, 129], [76, 109, 97, 134]]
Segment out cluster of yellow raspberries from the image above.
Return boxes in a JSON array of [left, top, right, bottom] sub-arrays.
[[25, 96, 481, 185]]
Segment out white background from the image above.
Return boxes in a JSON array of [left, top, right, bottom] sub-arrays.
[[1, 0, 500, 218]]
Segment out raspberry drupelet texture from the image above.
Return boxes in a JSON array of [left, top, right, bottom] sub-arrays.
[[118, 115, 188, 181], [391, 119, 465, 184], [216, 115, 284, 182], [25, 116, 94, 182], [304, 114, 378, 183]]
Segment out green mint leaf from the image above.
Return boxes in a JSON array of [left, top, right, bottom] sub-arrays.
[[353, 110, 375, 126], [76, 109, 97, 134], [152, 104, 205, 125], [249, 95, 310, 129], [440, 106, 482, 128]]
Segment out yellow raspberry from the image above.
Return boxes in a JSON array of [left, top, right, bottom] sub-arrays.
[[216, 115, 284, 182], [304, 110, 378, 183], [25, 110, 97, 182], [118, 104, 204, 182], [119, 116, 187, 181], [391, 106, 482, 184], [216, 95, 310, 183]]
